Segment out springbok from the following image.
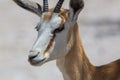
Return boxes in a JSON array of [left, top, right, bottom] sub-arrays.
[[13, 0, 120, 80]]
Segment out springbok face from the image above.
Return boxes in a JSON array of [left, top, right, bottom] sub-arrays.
[[13, 0, 84, 66], [29, 11, 70, 66], [28, 0, 70, 66]]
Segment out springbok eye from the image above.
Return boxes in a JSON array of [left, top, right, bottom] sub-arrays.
[[52, 25, 64, 34], [35, 25, 41, 31]]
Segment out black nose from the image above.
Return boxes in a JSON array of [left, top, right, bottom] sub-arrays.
[[28, 55, 38, 62]]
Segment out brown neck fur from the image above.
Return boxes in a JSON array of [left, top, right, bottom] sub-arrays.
[[64, 23, 95, 80], [57, 23, 120, 80]]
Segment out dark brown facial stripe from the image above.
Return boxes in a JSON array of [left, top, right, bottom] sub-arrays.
[[43, 36, 54, 56]]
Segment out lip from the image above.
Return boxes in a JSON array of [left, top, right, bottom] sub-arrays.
[[28, 58, 46, 65]]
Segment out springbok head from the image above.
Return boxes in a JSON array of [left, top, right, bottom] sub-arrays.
[[13, 0, 84, 66]]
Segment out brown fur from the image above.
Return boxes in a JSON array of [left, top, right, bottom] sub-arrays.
[[42, 8, 67, 21], [43, 12, 52, 21], [43, 36, 54, 56], [57, 9, 120, 80]]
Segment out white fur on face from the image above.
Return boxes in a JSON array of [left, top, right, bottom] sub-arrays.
[[29, 13, 69, 66]]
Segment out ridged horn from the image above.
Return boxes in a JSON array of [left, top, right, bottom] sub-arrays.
[[43, 0, 49, 12], [54, 0, 64, 13]]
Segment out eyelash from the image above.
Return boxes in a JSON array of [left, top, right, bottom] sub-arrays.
[[52, 25, 65, 34]]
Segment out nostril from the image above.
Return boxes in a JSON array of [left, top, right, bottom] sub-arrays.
[[29, 55, 37, 60], [28, 54, 38, 62], [28, 51, 40, 62]]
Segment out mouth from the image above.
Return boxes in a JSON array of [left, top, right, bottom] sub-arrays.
[[28, 56, 47, 66]]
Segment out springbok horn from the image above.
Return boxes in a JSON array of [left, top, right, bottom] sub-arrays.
[[43, 0, 49, 12], [54, 0, 64, 13]]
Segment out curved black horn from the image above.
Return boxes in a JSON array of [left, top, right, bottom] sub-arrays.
[[54, 0, 64, 13], [43, 0, 49, 12]]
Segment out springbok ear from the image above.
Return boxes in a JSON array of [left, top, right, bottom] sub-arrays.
[[13, 0, 42, 17], [68, 0, 84, 23]]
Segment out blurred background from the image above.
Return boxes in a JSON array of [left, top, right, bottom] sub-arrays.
[[0, 0, 120, 80]]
